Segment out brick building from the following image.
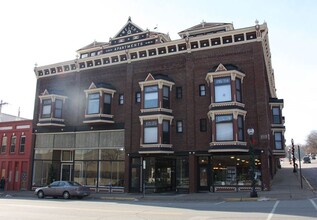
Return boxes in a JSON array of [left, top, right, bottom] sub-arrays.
[[32, 18, 285, 193], [0, 114, 33, 191]]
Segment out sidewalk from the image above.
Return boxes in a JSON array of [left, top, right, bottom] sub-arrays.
[[1, 162, 316, 202]]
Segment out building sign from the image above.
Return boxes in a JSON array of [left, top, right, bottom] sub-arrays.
[[103, 39, 156, 54]]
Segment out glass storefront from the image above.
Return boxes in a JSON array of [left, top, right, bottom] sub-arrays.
[[32, 148, 125, 190], [197, 154, 262, 192], [212, 155, 262, 187]]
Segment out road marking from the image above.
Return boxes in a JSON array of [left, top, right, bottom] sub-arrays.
[[214, 201, 226, 206], [309, 199, 317, 211], [266, 200, 280, 220]]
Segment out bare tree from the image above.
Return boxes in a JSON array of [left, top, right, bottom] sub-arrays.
[[305, 130, 317, 154]]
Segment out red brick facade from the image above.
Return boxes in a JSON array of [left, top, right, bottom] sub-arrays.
[[32, 20, 285, 193]]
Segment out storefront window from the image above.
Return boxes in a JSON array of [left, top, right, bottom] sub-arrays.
[[212, 155, 261, 186], [32, 161, 52, 186], [75, 149, 99, 160], [176, 157, 189, 189], [74, 161, 97, 186], [34, 149, 53, 160]]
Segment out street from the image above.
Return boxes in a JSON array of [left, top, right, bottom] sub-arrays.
[[0, 157, 316, 220], [0, 197, 316, 220], [300, 157, 317, 191]]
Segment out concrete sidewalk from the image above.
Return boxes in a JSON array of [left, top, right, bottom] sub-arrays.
[[1, 162, 316, 202]]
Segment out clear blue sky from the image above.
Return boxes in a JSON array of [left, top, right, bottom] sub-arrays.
[[0, 0, 316, 145]]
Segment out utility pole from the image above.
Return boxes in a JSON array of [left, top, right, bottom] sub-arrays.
[[0, 100, 8, 113]]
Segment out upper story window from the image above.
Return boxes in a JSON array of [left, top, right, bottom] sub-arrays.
[[214, 77, 231, 102], [10, 135, 16, 153], [272, 107, 281, 124], [1, 136, 7, 154], [87, 93, 100, 114], [208, 109, 247, 145], [206, 63, 245, 105], [162, 120, 170, 144], [163, 86, 170, 108], [215, 115, 233, 141], [139, 73, 175, 111], [144, 85, 158, 108], [176, 120, 183, 133], [274, 132, 283, 150], [55, 99, 63, 118], [42, 99, 52, 118], [38, 89, 67, 126], [144, 120, 158, 144], [176, 87, 182, 99], [19, 136, 26, 153], [236, 78, 242, 102], [84, 82, 116, 124], [119, 94, 124, 105], [200, 119, 207, 132], [199, 84, 206, 96], [135, 92, 141, 103], [238, 115, 244, 141]]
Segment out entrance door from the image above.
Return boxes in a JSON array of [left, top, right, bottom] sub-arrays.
[[61, 163, 73, 181], [198, 156, 210, 191]]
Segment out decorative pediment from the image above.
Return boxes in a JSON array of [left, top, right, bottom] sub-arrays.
[[42, 89, 50, 96], [114, 17, 145, 38], [88, 82, 97, 90], [145, 73, 155, 81], [215, 63, 227, 72]]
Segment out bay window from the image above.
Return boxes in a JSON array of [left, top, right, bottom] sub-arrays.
[[84, 82, 116, 124], [38, 89, 67, 126]]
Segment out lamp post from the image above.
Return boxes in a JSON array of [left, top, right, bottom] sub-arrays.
[[247, 128, 258, 198]]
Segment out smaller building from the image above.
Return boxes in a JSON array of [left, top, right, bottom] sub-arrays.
[[0, 113, 33, 190]]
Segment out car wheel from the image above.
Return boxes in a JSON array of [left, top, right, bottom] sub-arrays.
[[37, 190, 45, 199], [63, 191, 70, 199]]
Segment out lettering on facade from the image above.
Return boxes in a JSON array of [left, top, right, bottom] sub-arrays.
[[103, 39, 156, 53]]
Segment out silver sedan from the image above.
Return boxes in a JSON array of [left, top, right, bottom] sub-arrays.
[[35, 181, 91, 199]]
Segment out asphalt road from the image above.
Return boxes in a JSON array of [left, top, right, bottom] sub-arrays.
[[0, 197, 316, 220]]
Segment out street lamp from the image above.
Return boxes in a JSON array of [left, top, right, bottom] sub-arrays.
[[247, 128, 258, 198]]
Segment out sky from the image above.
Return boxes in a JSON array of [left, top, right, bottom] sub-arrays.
[[0, 0, 316, 146]]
